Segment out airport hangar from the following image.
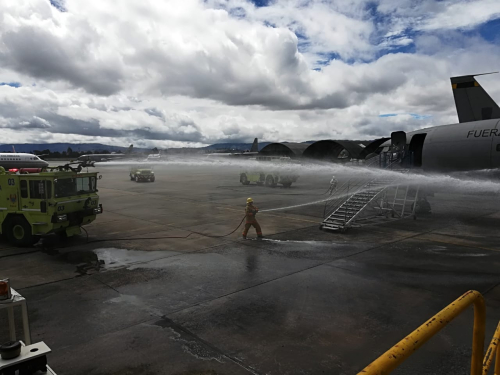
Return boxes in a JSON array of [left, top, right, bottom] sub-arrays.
[[258, 138, 389, 161]]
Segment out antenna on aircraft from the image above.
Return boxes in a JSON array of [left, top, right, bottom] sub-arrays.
[[470, 72, 499, 77]]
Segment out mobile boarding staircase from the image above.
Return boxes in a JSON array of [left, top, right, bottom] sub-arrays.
[[320, 154, 421, 232]]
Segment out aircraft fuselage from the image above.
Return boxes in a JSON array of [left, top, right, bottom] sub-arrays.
[[0, 153, 49, 169], [383, 119, 500, 172]]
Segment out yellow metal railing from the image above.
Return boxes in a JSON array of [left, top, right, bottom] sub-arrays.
[[358, 290, 500, 375], [483, 321, 500, 375]]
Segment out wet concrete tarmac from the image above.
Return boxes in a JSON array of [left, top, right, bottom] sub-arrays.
[[1, 161, 500, 374]]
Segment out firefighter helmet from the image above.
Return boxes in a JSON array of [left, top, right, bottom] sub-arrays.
[[247, 197, 253, 203]]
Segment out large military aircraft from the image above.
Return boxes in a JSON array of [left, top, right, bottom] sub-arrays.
[[381, 73, 500, 172], [206, 138, 259, 158], [0, 152, 49, 169], [78, 144, 134, 162]]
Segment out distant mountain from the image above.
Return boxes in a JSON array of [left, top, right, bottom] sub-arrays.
[[0, 143, 149, 153], [0, 140, 314, 154], [202, 142, 272, 151]]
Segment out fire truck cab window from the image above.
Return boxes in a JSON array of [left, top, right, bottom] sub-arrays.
[[29, 180, 52, 199], [77, 177, 91, 193], [55, 178, 76, 198], [20, 180, 28, 198], [56, 177, 96, 198]]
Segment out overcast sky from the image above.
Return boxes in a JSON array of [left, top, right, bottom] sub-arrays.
[[1, 0, 499, 148]]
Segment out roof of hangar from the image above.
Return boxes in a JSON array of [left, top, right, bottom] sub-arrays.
[[259, 142, 310, 156], [303, 140, 365, 160]]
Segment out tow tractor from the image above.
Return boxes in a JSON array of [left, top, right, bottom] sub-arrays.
[[0, 161, 103, 247]]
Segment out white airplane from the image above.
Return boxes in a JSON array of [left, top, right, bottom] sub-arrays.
[[0, 153, 49, 169]]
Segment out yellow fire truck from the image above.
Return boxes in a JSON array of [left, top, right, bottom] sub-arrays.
[[240, 156, 300, 188], [0, 163, 102, 246]]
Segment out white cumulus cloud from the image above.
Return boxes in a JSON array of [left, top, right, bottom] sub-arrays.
[[0, 0, 499, 148]]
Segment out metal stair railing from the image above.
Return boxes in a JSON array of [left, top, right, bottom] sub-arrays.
[[322, 157, 404, 220], [323, 175, 370, 219], [322, 178, 395, 231], [342, 179, 395, 227], [389, 182, 418, 219]]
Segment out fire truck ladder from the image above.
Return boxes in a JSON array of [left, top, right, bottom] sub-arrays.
[[321, 168, 415, 232]]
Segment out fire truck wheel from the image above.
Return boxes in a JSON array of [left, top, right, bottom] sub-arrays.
[[265, 175, 276, 188], [282, 182, 292, 188], [6, 216, 34, 247], [240, 174, 250, 185], [151, 177, 155, 182], [57, 231, 69, 240]]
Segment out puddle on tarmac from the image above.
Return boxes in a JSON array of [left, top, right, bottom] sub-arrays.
[[153, 317, 225, 363], [262, 239, 333, 245], [94, 248, 175, 269]]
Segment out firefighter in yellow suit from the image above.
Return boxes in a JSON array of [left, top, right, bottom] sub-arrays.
[[242, 198, 263, 239]]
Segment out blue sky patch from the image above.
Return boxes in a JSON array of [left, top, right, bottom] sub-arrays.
[[315, 52, 342, 66], [229, 7, 246, 18], [248, 0, 272, 7], [410, 113, 432, 120], [379, 113, 431, 120], [49, 0, 66, 12], [0, 82, 21, 88], [477, 18, 500, 43]]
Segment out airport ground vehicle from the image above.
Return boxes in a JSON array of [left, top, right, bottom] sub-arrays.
[[0, 164, 102, 247], [130, 166, 155, 182], [240, 156, 299, 188]]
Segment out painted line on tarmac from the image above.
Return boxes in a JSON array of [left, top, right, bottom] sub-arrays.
[[263, 212, 319, 224], [106, 224, 166, 236], [217, 205, 320, 224], [98, 187, 141, 195], [419, 234, 500, 253]]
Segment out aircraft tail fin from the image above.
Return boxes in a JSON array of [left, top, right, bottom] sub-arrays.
[[451, 73, 500, 123], [250, 138, 258, 152], [126, 144, 133, 154]]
